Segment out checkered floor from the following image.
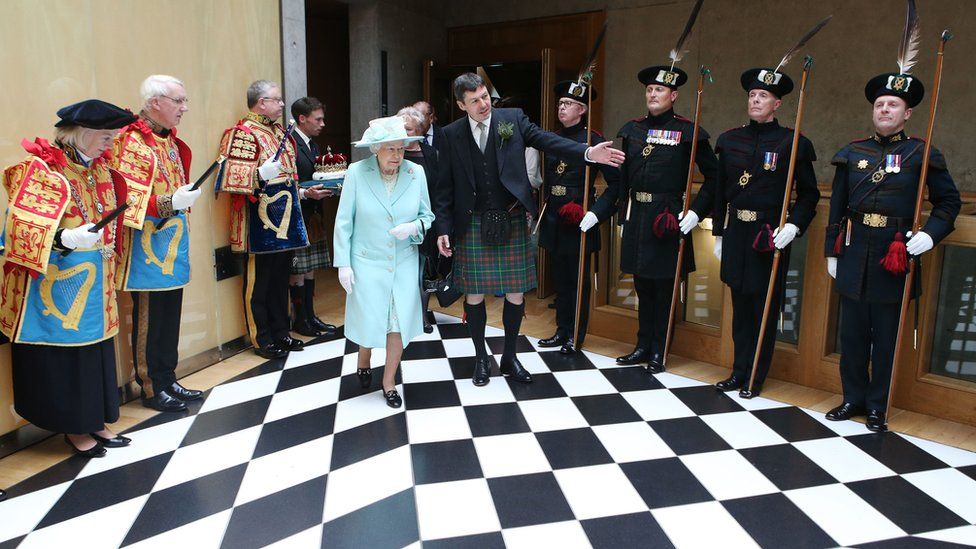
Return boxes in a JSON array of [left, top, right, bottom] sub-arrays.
[[2, 312, 976, 548]]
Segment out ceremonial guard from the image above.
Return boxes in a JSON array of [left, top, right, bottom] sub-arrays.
[[215, 80, 309, 359], [113, 75, 203, 412], [824, 26, 960, 430], [712, 67, 820, 398], [536, 80, 619, 354], [1, 100, 135, 457], [596, 63, 718, 372]]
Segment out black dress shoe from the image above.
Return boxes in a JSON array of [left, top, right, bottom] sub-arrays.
[[423, 318, 434, 333], [500, 356, 532, 383], [715, 375, 746, 392], [472, 357, 492, 386], [616, 347, 649, 365], [310, 317, 337, 334], [538, 332, 567, 348], [90, 432, 132, 448], [292, 318, 324, 337], [255, 342, 288, 359], [384, 389, 402, 408], [558, 338, 576, 355], [357, 368, 373, 389], [142, 389, 188, 412], [64, 435, 106, 458], [825, 402, 867, 421], [279, 336, 305, 352], [0, 488, 6, 501], [866, 410, 888, 432], [645, 353, 665, 374], [169, 382, 203, 401], [739, 384, 762, 399]]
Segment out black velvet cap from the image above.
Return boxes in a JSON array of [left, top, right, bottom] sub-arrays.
[[554, 80, 597, 104], [55, 99, 136, 129], [638, 65, 688, 89], [740, 68, 794, 98], [864, 72, 924, 108]]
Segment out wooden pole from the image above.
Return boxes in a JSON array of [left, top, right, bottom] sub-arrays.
[[572, 88, 595, 350]]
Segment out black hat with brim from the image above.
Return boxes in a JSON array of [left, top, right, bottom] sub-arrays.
[[740, 68, 794, 98], [864, 72, 924, 108], [554, 80, 597, 105], [637, 65, 688, 89], [55, 99, 136, 129]]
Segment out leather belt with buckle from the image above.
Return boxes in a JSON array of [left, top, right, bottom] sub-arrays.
[[550, 185, 567, 196], [850, 210, 910, 228], [735, 209, 758, 222]]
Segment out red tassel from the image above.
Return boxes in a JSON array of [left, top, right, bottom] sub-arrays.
[[558, 202, 585, 226], [832, 230, 844, 256], [880, 231, 909, 274], [653, 207, 679, 238], [752, 224, 775, 252]]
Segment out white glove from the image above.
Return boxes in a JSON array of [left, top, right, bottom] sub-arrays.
[[713, 236, 722, 260], [678, 210, 699, 235], [338, 266, 355, 294], [60, 223, 103, 250], [171, 183, 202, 211], [389, 222, 419, 240], [905, 231, 934, 256], [579, 212, 598, 232], [826, 257, 837, 279], [772, 223, 799, 250], [257, 158, 282, 181]]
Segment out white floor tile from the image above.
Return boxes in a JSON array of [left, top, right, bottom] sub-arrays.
[[285, 339, 347, 369], [340, 349, 387, 375], [553, 463, 647, 520], [197, 371, 282, 414], [414, 478, 501, 540], [400, 358, 456, 384], [785, 484, 905, 547], [332, 383, 404, 433], [899, 433, 976, 467], [152, 426, 262, 491], [79, 416, 195, 478], [652, 501, 759, 548], [582, 350, 620, 369], [653, 372, 708, 389], [406, 406, 473, 444], [19, 495, 149, 549], [125, 508, 232, 549], [502, 520, 590, 549], [793, 437, 896, 483], [799, 407, 870, 437], [262, 524, 324, 549], [903, 468, 976, 523], [0, 482, 72, 542], [917, 525, 976, 546], [235, 436, 333, 506], [508, 351, 550, 375], [592, 422, 676, 463], [700, 411, 788, 449], [622, 389, 696, 421], [517, 397, 589, 432], [263, 377, 341, 423], [322, 446, 413, 522], [730, 393, 791, 411], [680, 450, 779, 500], [433, 311, 462, 324], [473, 433, 552, 478], [455, 378, 516, 407], [442, 338, 478, 358], [551, 370, 617, 397]]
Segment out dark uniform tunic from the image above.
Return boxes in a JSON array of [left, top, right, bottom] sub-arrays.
[[605, 108, 718, 356], [538, 122, 620, 342], [825, 131, 960, 410], [714, 118, 819, 386]]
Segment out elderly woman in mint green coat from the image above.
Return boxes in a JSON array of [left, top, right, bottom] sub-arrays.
[[333, 116, 434, 408]]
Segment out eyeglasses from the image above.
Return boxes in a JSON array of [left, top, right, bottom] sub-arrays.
[[558, 100, 581, 108], [160, 95, 190, 105], [261, 96, 284, 104]]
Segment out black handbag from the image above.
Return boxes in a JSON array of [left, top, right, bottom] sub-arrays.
[[480, 209, 511, 246], [424, 257, 463, 307]]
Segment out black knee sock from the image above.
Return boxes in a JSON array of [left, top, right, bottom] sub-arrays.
[[465, 301, 488, 359], [503, 299, 524, 359], [289, 285, 304, 323], [303, 281, 317, 321]]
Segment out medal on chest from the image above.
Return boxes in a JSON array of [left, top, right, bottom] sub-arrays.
[[857, 159, 869, 170], [763, 152, 779, 171], [556, 160, 567, 174], [169, 149, 178, 161], [646, 129, 681, 146], [738, 171, 752, 187], [885, 154, 901, 173]]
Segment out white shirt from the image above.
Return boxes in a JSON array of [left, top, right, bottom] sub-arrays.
[[294, 127, 312, 149], [467, 114, 491, 145]]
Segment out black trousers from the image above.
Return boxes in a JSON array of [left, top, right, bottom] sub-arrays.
[[730, 287, 781, 386], [633, 276, 673, 355], [839, 296, 901, 411], [244, 251, 293, 348], [131, 289, 183, 398], [553, 252, 591, 343]]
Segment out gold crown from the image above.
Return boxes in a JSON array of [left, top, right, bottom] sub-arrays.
[[314, 146, 348, 173]]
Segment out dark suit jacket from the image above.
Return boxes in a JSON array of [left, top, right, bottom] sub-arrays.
[[434, 108, 588, 238], [295, 136, 318, 182], [295, 135, 326, 241]]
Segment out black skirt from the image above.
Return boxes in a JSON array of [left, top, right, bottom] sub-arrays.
[[11, 339, 120, 434]]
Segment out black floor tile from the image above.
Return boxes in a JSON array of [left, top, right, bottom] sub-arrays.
[[330, 414, 408, 470], [4, 451, 92, 499], [0, 536, 25, 549], [37, 453, 172, 528], [724, 493, 836, 549], [124, 393, 205, 431], [670, 386, 745, 416], [337, 365, 401, 401], [858, 537, 975, 548], [436, 322, 472, 340], [601, 366, 664, 393], [506, 372, 567, 401], [487, 472, 575, 528], [846, 433, 950, 474], [572, 394, 643, 426], [121, 464, 248, 546], [648, 417, 731, 455], [448, 356, 499, 380], [401, 340, 447, 360], [423, 532, 506, 548], [485, 335, 536, 355], [620, 458, 713, 509], [276, 356, 343, 392], [224, 360, 285, 383], [411, 439, 483, 485], [738, 444, 836, 491], [847, 476, 969, 535], [960, 464, 976, 482], [539, 349, 596, 372], [403, 380, 462, 410], [251, 405, 336, 459], [321, 488, 420, 549], [180, 396, 273, 447], [535, 427, 613, 469], [582, 512, 674, 549], [220, 475, 328, 549], [464, 402, 531, 437], [751, 407, 837, 442]]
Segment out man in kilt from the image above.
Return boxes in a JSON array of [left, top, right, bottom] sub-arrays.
[[434, 72, 625, 386]]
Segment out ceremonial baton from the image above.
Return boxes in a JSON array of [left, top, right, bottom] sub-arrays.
[[60, 202, 130, 257], [273, 119, 297, 162], [157, 155, 228, 229]]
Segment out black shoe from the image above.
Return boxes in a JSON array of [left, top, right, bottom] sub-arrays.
[[548, 302, 557, 309], [825, 402, 867, 421], [293, 318, 324, 337], [538, 332, 567, 348], [866, 410, 888, 432], [255, 342, 288, 359], [423, 318, 434, 333], [559, 339, 575, 355], [617, 347, 649, 365], [384, 389, 402, 408], [0, 489, 6, 501], [357, 368, 373, 389], [279, 336, 305, 352], [499, 356, 532, 383], [169, 382, 202, 401], [64, 435, 106, 458], [142, 389, 189, 412], [739, 384, 763, 399], [472, 357, 492, 386], [645, 353, 665, 374], [310, 317, 337, 334], [90, 432, 132, 448], [715, 375, 746, 392]]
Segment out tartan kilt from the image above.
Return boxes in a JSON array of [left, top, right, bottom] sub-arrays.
[[291, 239, 331, 274], [455, 212, 537, 294]]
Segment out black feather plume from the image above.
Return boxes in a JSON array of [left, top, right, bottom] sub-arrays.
[[669, 0, 705, 71], [577, 21, 608, 86], [772, 14, 832, 75], [897, 0, 921, 74]]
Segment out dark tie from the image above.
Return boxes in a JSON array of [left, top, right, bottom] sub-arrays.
[[310, 140, 320, 158]]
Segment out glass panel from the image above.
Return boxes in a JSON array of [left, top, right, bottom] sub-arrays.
[[607, 221, 637, 311], [929, 245, 976, 383], [776, 231, 808, 345]]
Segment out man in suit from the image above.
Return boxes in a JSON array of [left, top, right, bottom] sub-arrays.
[[434, 72, 624, 387], [414, 100, 444, 148], [289, 97, 337, 337]]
